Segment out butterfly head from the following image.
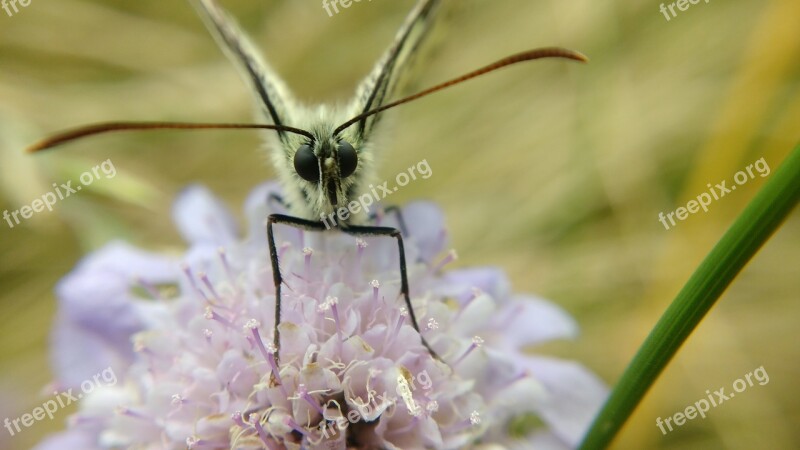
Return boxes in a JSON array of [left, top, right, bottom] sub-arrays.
[[268, 116, 374, 224], [292, 136, 358, 208]]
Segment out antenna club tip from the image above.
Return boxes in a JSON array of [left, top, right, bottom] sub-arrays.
[[551, 47, 589, 63], [573, 51, 590, 63], [519, 47, 589, 64]]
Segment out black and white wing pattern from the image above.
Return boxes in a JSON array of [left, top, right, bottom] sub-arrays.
[[349, 0, 442, 141], [190, 0, 296, 144]]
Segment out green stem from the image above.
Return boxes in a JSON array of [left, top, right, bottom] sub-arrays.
[[578, 142, 800, 449]]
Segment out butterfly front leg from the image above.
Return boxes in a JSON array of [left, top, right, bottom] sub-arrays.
[[340, 223, 441, 361], [267, 213, 441, 364], [266, 213, 329, 364]]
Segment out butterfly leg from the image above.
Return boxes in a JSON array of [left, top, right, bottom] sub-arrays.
[[341, 223, 440, 361], [268, 214, 440, 363], [266, 213, 328, 364]]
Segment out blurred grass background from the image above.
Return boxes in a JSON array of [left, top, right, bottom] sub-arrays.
[[0, 0, 798, 449]]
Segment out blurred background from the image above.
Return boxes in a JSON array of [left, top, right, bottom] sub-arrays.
[[0, 0, 798, 449]]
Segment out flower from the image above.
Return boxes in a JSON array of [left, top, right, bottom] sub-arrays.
[[35, 182, 607, 450]]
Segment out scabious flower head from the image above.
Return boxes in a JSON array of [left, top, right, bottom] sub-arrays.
[[35, 182, 606, 450]]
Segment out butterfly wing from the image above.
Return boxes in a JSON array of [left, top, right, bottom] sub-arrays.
[[349, 0, 442, 141], [190, 0, 296, 143]]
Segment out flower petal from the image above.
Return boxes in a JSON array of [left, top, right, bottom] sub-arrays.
[[493, 295, 578, 349], [53, 242, 178, 385], [401, 201, 448, 261], [243, 181, 284, 246], [172, 185, 238, 245], [518, 356, 608, 447], [50, 313, 130, 389], [438, 267, 511, 304]]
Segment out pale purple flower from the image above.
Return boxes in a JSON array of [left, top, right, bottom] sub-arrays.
[[35, 182, 606, 450]]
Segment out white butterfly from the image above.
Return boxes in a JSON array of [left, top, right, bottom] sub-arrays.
[[29, 0, 586, 361], [192, 0, 442, 224]]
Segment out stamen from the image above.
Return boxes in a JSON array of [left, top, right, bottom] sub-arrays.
[[186, 436, 218, 449], [245, 320, 288, 397], [115, 406, 155, 423], [198, 272, 222, 303], [218, 247, 235, 283], [171, 394, 186, 406], [371, 280, 380, 302], [393, 308, 408, 341], [448, 410, 483, 433], [503, 371, 528, 390], [432, 249, 458, 273], [204, 307, 235, 329], [182, 264, 209, 302], [453, 336, 484, 367], [293, 384, 326, 416], [303, 247, 313, 279], [356, 239, 368, 269], [470, 411, 482, 426], [284, 416, 311, 437], [231, 411, 248, 428], [455, 288, 483, 320], [250, 414, 279, 450]]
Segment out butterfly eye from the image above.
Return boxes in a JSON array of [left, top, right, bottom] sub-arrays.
[[294, 144, 319, 182], [338, 141, 358, 178]]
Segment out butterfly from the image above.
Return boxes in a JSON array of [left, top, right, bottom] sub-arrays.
[[27, 0, 587, 363]]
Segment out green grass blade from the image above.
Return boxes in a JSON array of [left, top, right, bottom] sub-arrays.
[[578, 142, 800, 449]]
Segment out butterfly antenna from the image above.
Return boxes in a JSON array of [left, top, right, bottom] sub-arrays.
[[26, 121, 316, 153], [334, 47, 587, 136]]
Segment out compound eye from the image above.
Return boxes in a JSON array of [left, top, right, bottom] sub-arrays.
[[294, 144, 319, 182], [338, 141, 358, 178]]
